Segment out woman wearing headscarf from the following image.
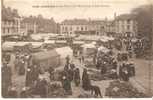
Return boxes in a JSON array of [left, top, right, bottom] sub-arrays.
[[82, 68, 91, 90]]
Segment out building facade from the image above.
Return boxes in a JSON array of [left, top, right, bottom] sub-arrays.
[[115, 14, 137, 37], [105, 21, 115, 36], [88, 20, 106, 36], [2, 7, 21, 36], [60, 19, 107, 36], [20, 17, 37, 36]]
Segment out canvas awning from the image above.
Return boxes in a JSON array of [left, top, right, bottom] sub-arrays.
[[32, 49, 60, 61], [2, 42, 29, 51], [55, 46, 73, 59], [73, 41, 85, 44], [98, 46, 110, 53], [81, 43, 96, 49]]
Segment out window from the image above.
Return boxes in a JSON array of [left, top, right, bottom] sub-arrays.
[[16, 21, 18, 25], [81, 27, 84, 31], [127, 25, 130, 30], [65, 27, 68, 31], [101, 26, 104, 30], [7, 28, 9, 33], [85, 26, 87, 31], [6, 21, 8, 25], [77, 27, 79, 30], [70, 27, 72, 31], [122, 25, 124, 30], [17, 28, 18, 32], [3, 28, 5, 33], [127, 19, 131, 24], [62, 26, 64, 30]]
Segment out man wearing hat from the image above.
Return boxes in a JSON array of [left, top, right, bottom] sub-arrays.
[[2, 62, 12, 97], [25, 68, 33, 86]]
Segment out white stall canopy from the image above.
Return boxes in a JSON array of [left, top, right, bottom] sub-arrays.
[[55, 46, 73, 59], [98, 46, 110, 53], [81, 43, 96, 49], [2, 42, 29, 51]]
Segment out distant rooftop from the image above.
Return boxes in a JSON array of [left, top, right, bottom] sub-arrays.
[[2, 6, 20, 21], [61, 19, 88, 25], [61, 19, 107, 25], [89, 20, 106, 25], [115, 14, 136, 21], [22, 16, 37, 24]]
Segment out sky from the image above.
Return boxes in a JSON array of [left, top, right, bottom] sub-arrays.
[[3, 0, 153, 22]]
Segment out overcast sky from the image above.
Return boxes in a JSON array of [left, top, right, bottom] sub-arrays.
[[3, 0, 152, 22]]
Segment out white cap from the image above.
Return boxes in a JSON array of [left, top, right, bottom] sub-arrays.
[[62, 76, 66, 80], [39, 75, 43, 80], [27, 68, 30, 71], [22, 87, 26, 91], [111, 69, 116, 73]]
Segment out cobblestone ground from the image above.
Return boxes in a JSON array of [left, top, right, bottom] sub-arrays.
[[129, 58, 153, 95], [68, 58, 113, 98], [9, 47, 153, 97], [9, 53, 113, 98]]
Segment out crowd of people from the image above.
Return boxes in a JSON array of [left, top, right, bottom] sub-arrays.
[[2, 53, 93, 98], [82, 37, 137, 81], [2, 35, 142, 98]]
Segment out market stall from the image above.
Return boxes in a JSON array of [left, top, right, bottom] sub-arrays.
[[72, 41, 85, 57], [2, 42, 16, 51], [81, 43, 96, 57], [32, 49, 60, 73], [55, 46, 73, 65], [2, 42, 29, 52], [97, 46, 110, 53]]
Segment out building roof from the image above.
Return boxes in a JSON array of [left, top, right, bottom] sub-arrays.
[[61, 19, 106, 25], [22, 17, 37, 24], [61, 19, 88, 25], [106, 20, 115, 26], [2, 6, 20, 21], [89, 20, 106, 25], [115, 14, 136, 21]]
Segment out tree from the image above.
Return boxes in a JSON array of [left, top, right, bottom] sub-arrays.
[[37, 14, 43, 19], [131, 4, 153, 54], [132, 5, 153, 37]]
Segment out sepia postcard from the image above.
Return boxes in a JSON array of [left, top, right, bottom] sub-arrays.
[[1, 0, 153, 98]]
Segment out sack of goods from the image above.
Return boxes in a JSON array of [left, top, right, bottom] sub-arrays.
[[78, 93, 95, 98], [105, 80, 148, 98], [48, 83, 67, 98]]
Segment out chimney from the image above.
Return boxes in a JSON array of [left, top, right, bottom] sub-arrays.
[[114, 12, 116, 20]]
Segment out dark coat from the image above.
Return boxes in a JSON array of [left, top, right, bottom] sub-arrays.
[[31, 67, 39, 81], [74, 69, 80, 86], [35, 79, 47, 97], [68, 69, 74, 81], [63, 78, 71, 91], [82, 70, 91, 90], [2, 65, 12, 87], [25, 69, 33, 86], [18, 64, 25, 75]]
